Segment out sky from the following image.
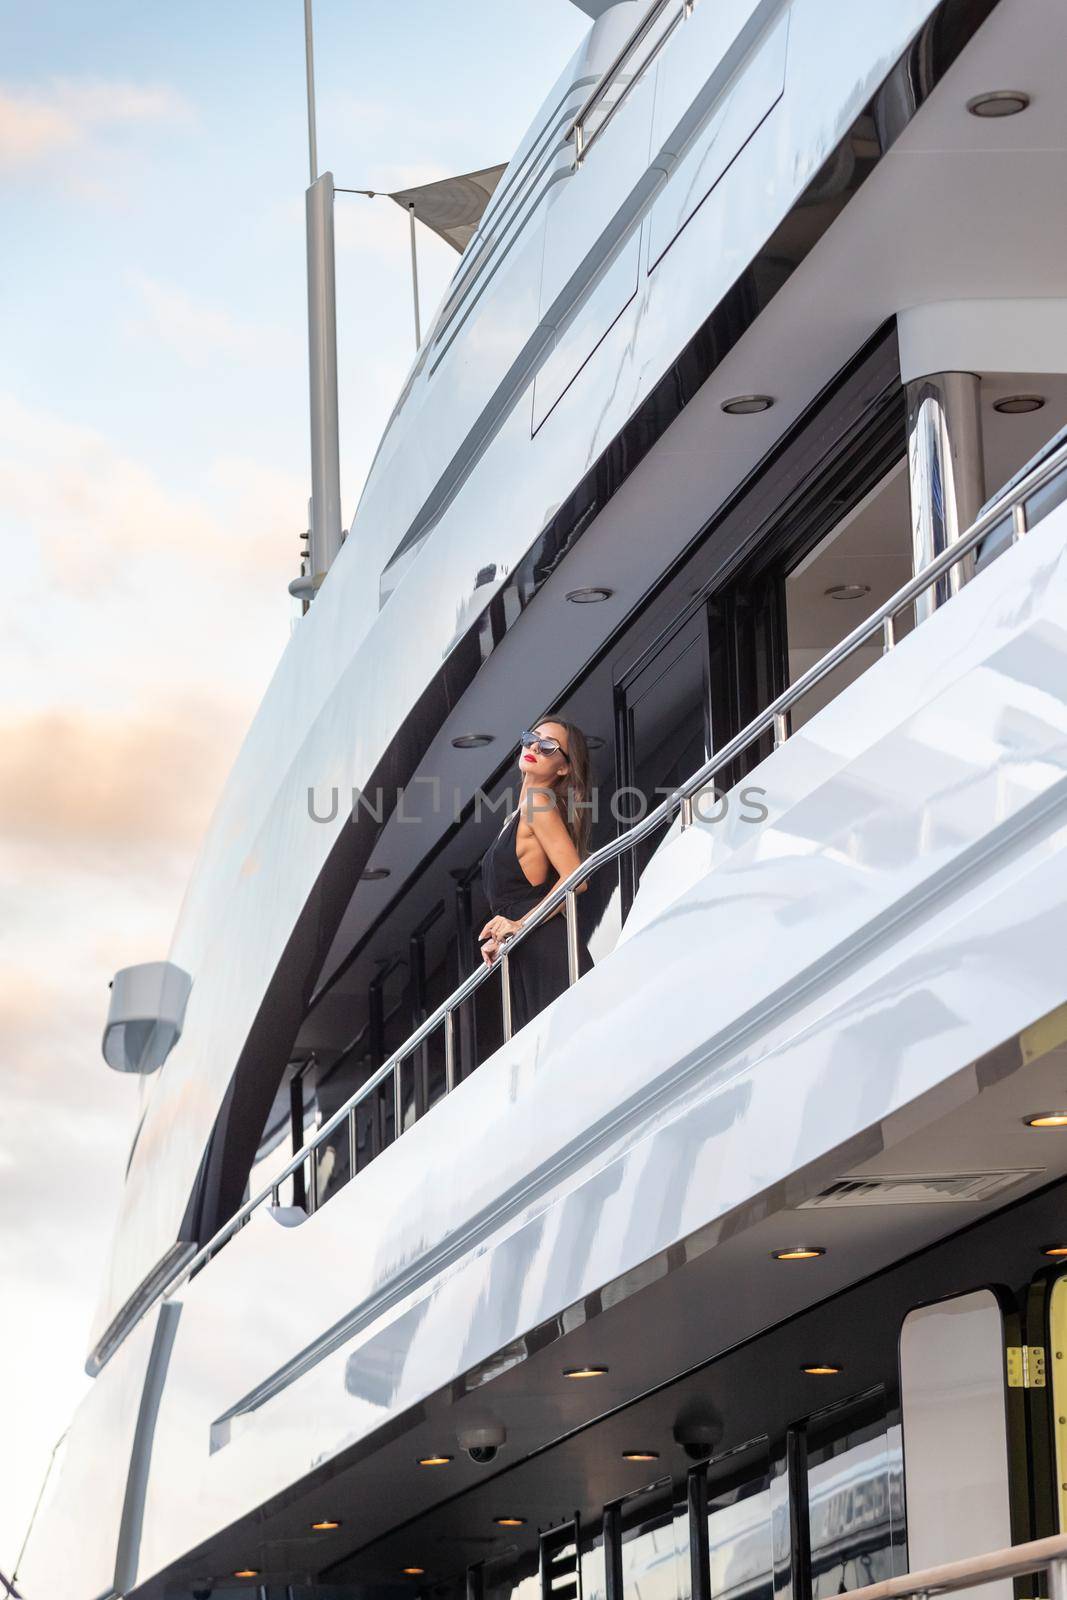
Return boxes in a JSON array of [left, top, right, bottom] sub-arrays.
[[0, 0, 586, 1574]]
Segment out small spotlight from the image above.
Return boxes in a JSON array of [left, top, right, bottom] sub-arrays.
[[494, 1517, 527, 1527], [452, 734, 493, 749], [967, 90, 1030, 118], [565, 587, 613, 603], [403, 1568, 426, 1577], [994, 394, 1045, 415], [772, 1246, 825, 1261], [563, 1365, 608, 1378], [234, 1572, 260, 1581], [1025, 1113, 1067, 1128], [312, 1519, 341, 1531], [825, 583, 871, 601], [622, 1450, 660, 1462], [1042, 1246, 1067, 1258], [721, 394, 774, 416], [417, 1454, 453, 1466], [585, 735, 606, 751], [361, 867, 390, 881], [802, 1363, 843, 1375]]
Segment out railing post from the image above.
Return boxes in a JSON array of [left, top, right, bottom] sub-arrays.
[[773, 711, 790, 749], [1013, 500, 1029, 542], [307, 1147, 319, 1213], [566, 890, 581, 985], [882, 612, 898, 654], [1048, 1560, 1067, 1600], [393, 1058, 403, 1135], [501, 949, 513, 1041], [680, 793, 694, 829], [347, 1105, 358, 1181], [444, 1007, 457, 1092]]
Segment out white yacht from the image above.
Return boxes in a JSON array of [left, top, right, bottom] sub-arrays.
[[20, 1, 1067, 1597]]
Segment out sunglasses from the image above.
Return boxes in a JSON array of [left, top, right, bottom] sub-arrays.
[[520, 729, 569, 758]]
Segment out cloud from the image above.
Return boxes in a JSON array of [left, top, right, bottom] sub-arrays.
[[0, 391, 304, 596], [0, 77, 191, 170], [125, 272, 302, 370]]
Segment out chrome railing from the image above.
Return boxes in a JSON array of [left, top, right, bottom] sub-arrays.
[[159, 436, 1067, 1305], [841, 1533, 1067, 1600], [567, 0, 691, 165]]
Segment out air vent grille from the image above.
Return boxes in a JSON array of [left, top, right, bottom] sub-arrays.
[[799, 1170, 1040, 1208]]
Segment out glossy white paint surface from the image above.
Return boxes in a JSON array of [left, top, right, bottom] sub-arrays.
[[92, 0, 956, 1351], [119, 496, 1067, 1586]]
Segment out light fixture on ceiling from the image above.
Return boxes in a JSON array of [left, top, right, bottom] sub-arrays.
[[563, 1365, 608, 1378], [825, 583, 871, 601], [721, 394, 774, 416], [1042, 1245, 1067, 1258], [622, 1450, 660, 1462], [585, 735, 606, 751], [967, 90, 1030, 118], [566, 586, 613, 603], [772, 1246, 825, 1261], [1025, 1112, 1067, 1128], [233, 1572, 260, 1581], [451, 734, 493, 749], [994, 394, 1045, 415], [802, 1363, 843, 1375], [312, 1519, 341, 1531], [494, 1517, 527, 1528], [361, 867, 390, 881], [403, 1567, 426, 1577], [417, 1453, 453, 1466]]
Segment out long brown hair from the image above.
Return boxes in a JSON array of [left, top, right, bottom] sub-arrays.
[[545, 717, 592, 859]]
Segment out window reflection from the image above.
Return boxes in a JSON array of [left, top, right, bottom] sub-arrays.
[[620, 1490, 684, 1600], [807, 1407, 906, 1599], [707, 1467, 774, 1600]]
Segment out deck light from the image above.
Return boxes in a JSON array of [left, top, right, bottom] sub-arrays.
[[967, 90, 1030, 118], [994, 394, 1045, 415], [1026, 1113, 1067, 1128], [361, 868, 390, 881], [452, 734, 493, 749], [721, 394, 774, 415], [566, 587, 613, 603], [417, 1454, 453, 1466], [1043, 1246, 1067, 1258], [312, 1519, 341, 1531], [825, 583, 871, 601], [622, 1451, 660, 1462], [563, 1365, 608, 1378], [772, 1246, 825, 1261], [802, 1363, 843, 1375], [495, 1517, 527, 1527]]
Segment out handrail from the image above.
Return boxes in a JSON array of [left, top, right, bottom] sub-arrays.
[[566, 0, 682, 164], [154, 434, 1067, 1311], [839, 1532, 1067, 1600]]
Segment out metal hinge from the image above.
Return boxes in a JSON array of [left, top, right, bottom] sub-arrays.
[[1007, 1345, 1047, 1388]]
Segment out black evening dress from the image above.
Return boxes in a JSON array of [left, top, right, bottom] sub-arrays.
[[479, 810, 593, 1032]]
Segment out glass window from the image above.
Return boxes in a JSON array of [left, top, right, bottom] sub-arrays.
[[707, 1464, 774, 1600], [806, 1401, 905, 1599], [619, 1488, 685, 1600]]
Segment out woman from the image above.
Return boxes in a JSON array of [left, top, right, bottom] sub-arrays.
[[478, 719, 594, 1031]]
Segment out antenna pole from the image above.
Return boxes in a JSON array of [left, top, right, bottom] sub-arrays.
[[304, 0, 319, 183], [408, 203, 422, 350]]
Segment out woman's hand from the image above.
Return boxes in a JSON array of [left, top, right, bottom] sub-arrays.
[[478, 914, 523, 963]]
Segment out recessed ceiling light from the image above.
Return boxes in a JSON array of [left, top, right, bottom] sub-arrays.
[[802, 1363, 843, 1375], [403, 1567, 426, 1577], [494, 1516, 527, 1527], [772, 1246, 825, 1261], [585, 735, 605, 751], [1042, 1245, 1067, 1258], [565, 587, 613, 603], [312, 1519, 341, 1531], [361, 867, 390, 881], [721, 394, 774, 416], [451, 734, 493, 749], [994, 394, 1045, 415], [622, 1450, 660, 1462], [563, 1365, 608, 1378], [233, 1572, 260, 1580], [967, 90, 1030, 118], [1025, 1113, 1067, 1128], [825, 583, 871, 601], [417, 1454, 453, 1466]]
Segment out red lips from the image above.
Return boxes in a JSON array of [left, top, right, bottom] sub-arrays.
[[522, 753, 536, 764]]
